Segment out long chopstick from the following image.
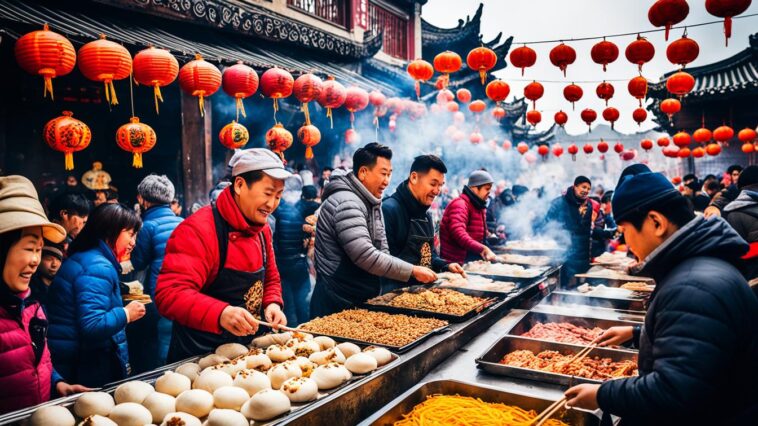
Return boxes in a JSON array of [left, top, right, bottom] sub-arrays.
[[566, 343, 597, 365], [531, 396, 567, 426], [255, 319, 309, 334]]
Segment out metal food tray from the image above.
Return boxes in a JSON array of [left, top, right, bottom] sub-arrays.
[[465, 265, 551, 281], [495, 253, 553, 267], [476, 335, 638, 386], [507, 311, 641, 348], [545, 290, 647, 313], [366, 379, 601, 425], [364, 286, 504, 323], [299, 323, 450, 354]]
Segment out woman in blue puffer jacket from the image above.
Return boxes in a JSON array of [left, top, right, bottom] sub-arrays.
[[47, 204, 146, 388]]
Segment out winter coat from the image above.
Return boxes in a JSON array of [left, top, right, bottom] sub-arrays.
[[597, 216, 757, 425], [130, 204, 183, 299], [314, 173, 413, 304], [725, 188, 758, 279], [272, 199, 317, 261], [155, 187, 283, 335], [47, 241, 130, 387], [0, 288, 56, 414], [439, 188, 488, 265], [543, 188, 592, 279], [709, 183, 739, 211]]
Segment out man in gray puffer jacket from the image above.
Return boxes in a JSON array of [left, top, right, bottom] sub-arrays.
[[310, 143, 437, 317]]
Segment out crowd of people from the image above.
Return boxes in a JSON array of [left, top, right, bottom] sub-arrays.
[[1, 142, 756, 422]]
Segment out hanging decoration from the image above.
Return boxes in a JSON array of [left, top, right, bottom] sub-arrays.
[[568, 143, 579, 161], [648, 0, 690, 41], [580, 108, 597, 132], [218, 121, 250, 150], [563, 83, 583, 110], [713, 125, 735, 145], [133, 46, 179, 114], [266, 123, 293, 162], [666, 33, 700, 68], [116, 117, 157, 168], [706, 142, 722, 156], [517, 142, 529, 155], [549, 43, 577, 77], [456, 89, 472, 103], [77, 34, 132, 106], [537, 145, 549, 157], [446, 101, 459, 112], [260, 67, 294, 123], [222, 61, 259, 119], [502, 140, 512, 150], [433, 50, 462, 88], [178, 54, 222, 117], [344, 86, 369, 127], [467, 46, 497, 85], [492, 107, 506, 121], [705, 0, 752, 46], [583, 143, 594, 155], [552, 143, 564, 157], [43, 111, 92, 170], [298, 124, 321, 159], [692, 146, 706, 157], [641, 139, 654, 151], [666, 71, 696, 99], [369, 90, 387, 129], [485, 80, 510, 104], [524, 81, 544, 108], [292, 73, 323, 126], [509, 45, 537, 76], [526, 110, 542, 126], [663, 145, 680, 157], [738, 127, 757, 146], [660, 98, 681, 123], [632, 107, 648, 126], [437, 89, 454, 104], [625, 34, 656, 72], [596, 82, 615, 105], [614, 142, 625, 154], [628, 76, 648, 107], [693, 126, 713, 143], [741, 143, 755, 153], [470, 131, 484, 144], [657, 136, 671, 147], [597, 139, 609, 153], [407, 59, 434, 98], [14, 24, 76, 100], [468, 100, 486, 114], [602, 107, 620, 130], [317, 76, 347, 128], [590, 38, 619, 72], [453, 111, 466, 124], [673, 130, 692, 147], [554, 110, 568, 127], [678, 147, 692, 158]]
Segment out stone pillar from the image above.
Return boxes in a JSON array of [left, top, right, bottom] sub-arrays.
[[180, 90, 213, 209]]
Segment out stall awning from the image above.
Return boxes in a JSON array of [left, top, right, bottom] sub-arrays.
[[0, 0, 402, 96]]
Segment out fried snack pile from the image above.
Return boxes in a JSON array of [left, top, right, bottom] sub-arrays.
[[500, 349, 638, 381], [371, 288, 487, 316], [521, 322, 604, 345]]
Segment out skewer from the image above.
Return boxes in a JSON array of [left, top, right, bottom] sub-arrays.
[[531, 396, 567, 426]]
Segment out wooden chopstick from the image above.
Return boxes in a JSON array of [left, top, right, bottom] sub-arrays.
[[255, 319, 309, 334], [531, 396, 567, 426], [566, 343, 597, 365]]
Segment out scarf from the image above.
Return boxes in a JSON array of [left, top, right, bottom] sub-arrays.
[[463, 185, 487, 210]]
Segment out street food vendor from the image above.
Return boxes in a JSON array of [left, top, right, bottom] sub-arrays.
[[155, 149, 288, 361], [564, 167, 758, 425], [381, 155, 465, 292]]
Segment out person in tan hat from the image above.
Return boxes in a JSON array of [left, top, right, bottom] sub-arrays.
[[0, 175, 91, 414]]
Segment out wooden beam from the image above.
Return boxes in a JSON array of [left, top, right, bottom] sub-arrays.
[[180, 91, 213, 210]]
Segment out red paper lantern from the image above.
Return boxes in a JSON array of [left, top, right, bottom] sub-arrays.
[[597, 139, 609, 153], [133, 46, 179, 114], [672, 176, 683, 185], [706, 0, 752, 46], [549, 43, 576, 76], [317, 77, 346, 127], [178, 54, 222, 116], [596, 82, 615, 105], [602, 107, 620, 130], [492, 107, 506, 121], [641, 139, 654, 151], [509, 45, 537, 76], [468, 100, 486, 114], [554, 110, 568, 127], [738, 127, 757, 143], [115, 117, 156, 168], [742, 142, 756, 154], [470, 131, 484, 144], [632, 108, 648, 126], [706, 142, 722, 156], [345, 128, 362, 144], [437, 89, 454, 104], [485, 80, 510, 103], [581, 108, 597, 131], [660, 98, 681, 123], [693, 127, 713, 144], [666, 35, 700, 68], [44, 111, 91, 170], [298, 124, 321, 159], [648, 0, 690, 41], [591, 39, 619, 71], [407, 59, 434, 97], [625, 34, 656, 72], [293, 73, 323, 125], [563, 83, 583, 110], [517, 142, 529, 155], [222, 61, 259, 119], [15, 24, 76, 100], [524, 81, 544, 109], [344, 86, 369, 126], [456, 89, 472, 104], [628, 76, 648, 107], [678, 147, 691, 158], [369, 90, 386, 108], [621, 150, 638, 161], [266, 123, 293, 162], [433, 51, 462, 88], [453, 111, 465, 124], [78, 34, 132, 106], [663, 145, 679, 157], [583, 143, 594, 154], [537, 145, 549, 157], [568, 143, 579, 161], [666, 71, 695, 98], [502, 140, 512, 150], [526, 110, 542, 126], [614, 142, 625, 154], [673, 131, 692, 147], [692, 146, 706, 157], [552, 143, 564, 157], [467, 46, 497, 85], [443, 102, 458, 113], [260, 67, 294, 118], [713, 125, 735, 144], [218, 121, 249, 150], [657, 137, 671, 147]]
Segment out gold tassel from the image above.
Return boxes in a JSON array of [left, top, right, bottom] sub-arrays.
[[415, 81, 420, 99], [479, 69, 486, 85], [64, 152, 74, 171], [108, 81, 118, 105], [237, 98, 247, 118], [43, 76, 54, 100], [327, 107, 334, 129], [350, 112, 355, 129], [302, 103, 311, 125], [132, 152, 143, 168], [305, 146, 314, 159], [104, 81, 111, 104], [153, 84, 163, 114], [198, 94, 205, 117]]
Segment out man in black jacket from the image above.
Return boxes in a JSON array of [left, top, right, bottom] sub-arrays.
[[704, 164, 743, 218], [724, 165, 758, 281], [565, 168, 758, 425], [381, 155, 465, 292]]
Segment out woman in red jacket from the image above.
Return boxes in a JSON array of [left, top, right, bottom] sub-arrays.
[[156, 149, 289, 361]]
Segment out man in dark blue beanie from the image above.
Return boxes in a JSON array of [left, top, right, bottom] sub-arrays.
[[565, 168, 757, 426]]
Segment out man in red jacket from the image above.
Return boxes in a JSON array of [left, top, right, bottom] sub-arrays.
[[440, 170, 497, 265], [156, 149, 289, 361]]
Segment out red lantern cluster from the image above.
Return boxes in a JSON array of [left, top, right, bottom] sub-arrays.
[[15, 24, 76, 100]]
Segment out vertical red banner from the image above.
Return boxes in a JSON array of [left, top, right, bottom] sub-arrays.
[[352, 0, 368, 29]]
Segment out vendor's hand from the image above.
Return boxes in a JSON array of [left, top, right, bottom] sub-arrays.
[[448, 263, 466, 277], [703, 206, 721, 219], [265, 304, 287, 330], [565, 384, 600, 411], [481, 247, 496, 262], [412, 266, 437, 284], [594, 326, 634, 347], [220, 306, 259, 336], [56, 382, 93, 396], [124, 301, 146, 323]]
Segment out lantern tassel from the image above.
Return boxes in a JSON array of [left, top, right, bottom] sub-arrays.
[[273, 98, 279, 124], [350, 112, 355, 129], [198, 94, 205, 117], [236, 97, 247, 119], [107, 81, 118, 105], [43, 76, 54, 101], [302, 103, 311, 125], [415, 81, 420, 99], [153, 84, 163, 114], [104, 81, 111, 104], [327, 107, 334, 129], [724, 17, 732, 46], [305, 146, 314, 160], [479, 69, 486, 85], [665, 24, 671, 41], [64, 152, 74, 171], [132, 152, 143, 169]]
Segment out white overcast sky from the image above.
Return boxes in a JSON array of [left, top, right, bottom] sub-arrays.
[[421, 0, 758, 134]]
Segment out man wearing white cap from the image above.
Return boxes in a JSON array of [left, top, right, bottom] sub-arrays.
[[156, 149, 290, 361]]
